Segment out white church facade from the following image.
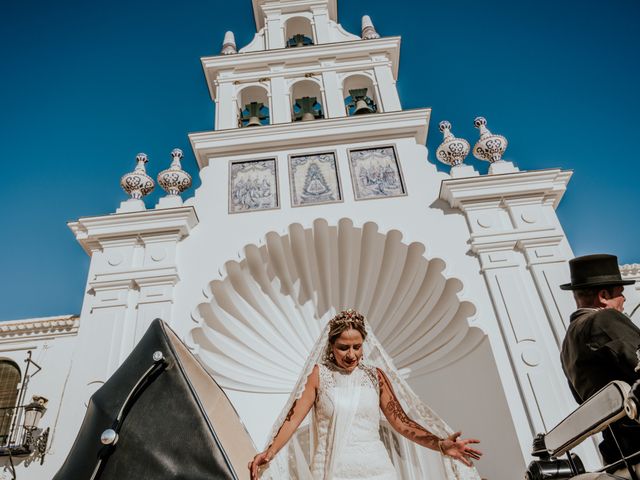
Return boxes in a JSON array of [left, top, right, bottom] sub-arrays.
[[1, 0, 639, 478]]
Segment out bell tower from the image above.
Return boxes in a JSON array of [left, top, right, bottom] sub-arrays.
[[202, 0, 403, 130]]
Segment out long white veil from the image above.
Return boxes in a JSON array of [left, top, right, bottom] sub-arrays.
[[261, 318, 481, 480]]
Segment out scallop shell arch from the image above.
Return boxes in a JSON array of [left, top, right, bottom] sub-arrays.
[[190, 218, 483, 393]]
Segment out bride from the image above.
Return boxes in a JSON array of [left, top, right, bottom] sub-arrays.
[[248, 309, 482, 479]]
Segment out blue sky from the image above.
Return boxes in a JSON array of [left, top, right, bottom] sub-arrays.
[[1, 0, 638, 320]]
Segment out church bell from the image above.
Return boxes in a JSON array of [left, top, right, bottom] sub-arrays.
[[348, 88, 377, 115], [240, 101, 268, 127], [354, 98, 374, 115], [245, 115, 263, 127], [294, 96, 323, 122]]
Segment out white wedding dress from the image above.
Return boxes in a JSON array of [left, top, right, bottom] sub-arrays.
[[310, 363, 397, 480], [263, 318, 480, 480]]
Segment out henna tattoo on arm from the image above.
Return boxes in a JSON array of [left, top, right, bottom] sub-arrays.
[[378, 368, 442, 451], [272, 399, 298, 440]]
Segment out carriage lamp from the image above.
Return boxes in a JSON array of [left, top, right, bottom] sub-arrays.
[[22, 396, 50, 465], [23, 396, 47, 431]]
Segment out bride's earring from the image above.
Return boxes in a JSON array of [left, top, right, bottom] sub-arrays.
[[329, 352, 335, 361]]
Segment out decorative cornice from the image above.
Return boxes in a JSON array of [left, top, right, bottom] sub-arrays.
[[0, 315, 79, 340], [89, 267, 180, 291], [439, 169, 573, 211], [68, 206, 199, 255], [470, 227, 564, 254], [621, 264, 640, 279], [189, 108, 430, 168], [201, 36, 401, 99]]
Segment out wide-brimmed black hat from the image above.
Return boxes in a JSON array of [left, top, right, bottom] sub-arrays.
[[560, 254, 635, 290]]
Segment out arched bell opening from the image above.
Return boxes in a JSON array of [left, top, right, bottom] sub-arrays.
[[284, 16, 315, 48], [236, 85, 270, 127], [290, 79, 324, 122], [190, 218, 525, 478], [343, 74, 379, 115]]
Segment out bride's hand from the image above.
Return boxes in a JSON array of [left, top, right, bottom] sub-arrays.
[[439, 431, 482, 467], [248, 451, 271, 480]]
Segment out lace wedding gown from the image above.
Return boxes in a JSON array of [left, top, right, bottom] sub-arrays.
[[264, 319, 480, 480], [310, 363, 397, 480]]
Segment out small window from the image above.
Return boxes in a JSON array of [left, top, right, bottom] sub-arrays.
[[0, 361, 21, 444]]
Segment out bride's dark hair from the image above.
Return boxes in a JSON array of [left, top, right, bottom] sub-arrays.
[[326, 309, 367, 355]]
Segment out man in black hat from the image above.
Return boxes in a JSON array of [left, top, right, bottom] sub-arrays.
[[560, 254, 640, 471]]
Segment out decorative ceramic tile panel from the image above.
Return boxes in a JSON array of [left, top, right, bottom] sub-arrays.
[[229, 158, 279, 213], [348, 146, 406, 200], [289, 152, 342, 207]]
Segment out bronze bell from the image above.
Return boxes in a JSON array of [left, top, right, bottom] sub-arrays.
[[245, 115, 263, 127], [294, 96, 323, 122], [289, 34, 308, 48], [348, 88, 376, 115], [240, 102, 268, 127], [354, 98, 374, 115]]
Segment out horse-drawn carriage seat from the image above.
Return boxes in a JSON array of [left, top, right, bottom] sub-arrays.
[[526, 381, 640, 479], [53, 319, 256, 480]]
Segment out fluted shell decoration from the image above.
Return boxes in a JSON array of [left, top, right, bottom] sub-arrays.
[[190, 218, 481, 393], [361, 15, 380, 40], [158, 148, 192, 196], [472, 116, 508, 163], [221, 31, 237, 55], [120, 153, 155, 200], [435, 121, 470, 167]]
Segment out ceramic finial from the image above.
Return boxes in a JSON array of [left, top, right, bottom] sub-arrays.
[[472, 116, 508, 163], [120, 153, 155, 200], [436, 121, 471, 167], [158, 148, 192, 196]]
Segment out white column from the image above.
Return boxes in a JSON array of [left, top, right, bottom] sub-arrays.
[[311, 8, 331, 44], [265, 16, 284, 49], [216, 81, 238, 130], [440, 169, 600, 466], [269, 75, 290, 124], [321, 69, 347, 118], [373, 62, 401, 112]]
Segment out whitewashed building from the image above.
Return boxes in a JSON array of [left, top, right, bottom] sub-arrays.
[[1, 0, 639, 479]]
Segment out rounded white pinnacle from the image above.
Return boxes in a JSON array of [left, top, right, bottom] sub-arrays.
[[223, 31, 235, 45], [362, 15, 374, 29], [221, 31, 237, 55], [361, 15, 380, 40]]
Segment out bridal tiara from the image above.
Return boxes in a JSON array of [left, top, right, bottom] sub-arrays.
[[329, 308, 366, 328]]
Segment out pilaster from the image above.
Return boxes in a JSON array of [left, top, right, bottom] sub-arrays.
[[439, 169, 599, 464], [69, 206, 198, 365], [216, 81, 237, 130], [373, 63, 401, 112], [54, 207, 198, 467], [321, 68, 346, 118], [311, 7, 331, 43], [269, 74, 290, 124], [265, 16, 285, 49]]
